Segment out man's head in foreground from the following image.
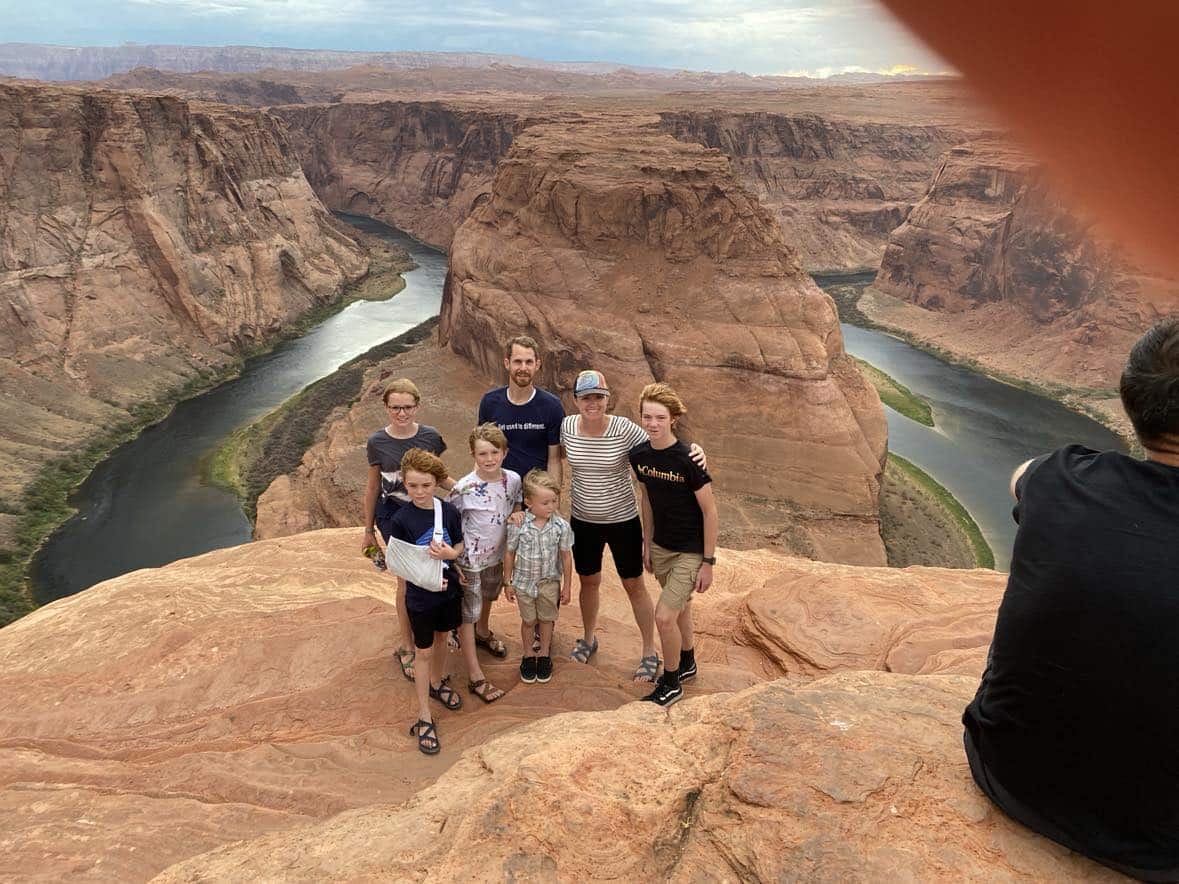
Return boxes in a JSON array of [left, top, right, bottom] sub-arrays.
[[1120, 317, 1179, 455]]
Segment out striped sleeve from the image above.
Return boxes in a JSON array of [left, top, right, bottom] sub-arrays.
[[563, 417, 641, 523], [618, 417, 648, 450]]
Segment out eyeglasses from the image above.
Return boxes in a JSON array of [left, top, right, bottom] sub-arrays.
[[386, 404, 417, 413]]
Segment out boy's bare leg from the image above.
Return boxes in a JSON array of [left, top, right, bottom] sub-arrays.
[[578, 573, 602, 644], [413, 643, 432, 723], [520, 619, 537, 654], [621, 575, 658, 659], [677, 602, 695, 657], [430, 631, 449, 687], [654, 601, 682, 676], [460, 622, 486, 683], [475, 600, 494, 641], [537, 620, 555, 657], [396, 577, 413, 648]]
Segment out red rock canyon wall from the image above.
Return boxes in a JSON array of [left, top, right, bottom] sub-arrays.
[[0, 82, 368, 503]]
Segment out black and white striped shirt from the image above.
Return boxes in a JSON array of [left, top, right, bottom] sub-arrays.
[[561, 414, 648, 524]]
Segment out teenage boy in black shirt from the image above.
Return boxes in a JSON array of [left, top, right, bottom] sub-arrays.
[[628, 383, 718, 707]]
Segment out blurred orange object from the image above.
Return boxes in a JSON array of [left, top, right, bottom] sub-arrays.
[[880, 1, 1179, 277]]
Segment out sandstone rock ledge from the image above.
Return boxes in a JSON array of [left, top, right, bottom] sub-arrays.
[[156, 672, 1117, 883], [0, 527, 1118, 880]]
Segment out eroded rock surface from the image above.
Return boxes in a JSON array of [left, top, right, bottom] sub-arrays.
[[0, 82, 368, 503], [659, 110, 968, 271], [869, 141, 1179, 394], [0, 528, 1014, 880], [157, 672, 1119, 883], [440, 117, 888, 563], [273, 101, 515, 249]]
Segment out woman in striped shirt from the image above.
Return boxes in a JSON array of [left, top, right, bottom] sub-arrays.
[[561, 369, 705, 683]]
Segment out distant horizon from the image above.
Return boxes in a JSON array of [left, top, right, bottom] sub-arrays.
[[0, 1, 951, 79], [0, 39, 956, 82]]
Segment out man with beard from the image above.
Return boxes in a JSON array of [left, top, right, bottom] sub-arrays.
[[477, 336, 565, 484]]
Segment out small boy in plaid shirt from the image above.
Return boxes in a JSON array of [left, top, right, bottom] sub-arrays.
[[503, 469, 574, 685]]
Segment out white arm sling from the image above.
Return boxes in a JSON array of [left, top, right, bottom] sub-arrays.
[[383, 498, 446, 592]]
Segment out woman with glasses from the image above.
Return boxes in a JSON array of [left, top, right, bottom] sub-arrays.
[[362, 378, 454, 681]]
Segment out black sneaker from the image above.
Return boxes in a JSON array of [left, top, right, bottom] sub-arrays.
[[678, 659, 698, 683], [642, 679, 684, 707], [520, 656, 538, 683], [535, 656, 553, 683]]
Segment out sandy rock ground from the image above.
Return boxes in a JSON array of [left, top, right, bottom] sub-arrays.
[[0, 527, 1073, 881]]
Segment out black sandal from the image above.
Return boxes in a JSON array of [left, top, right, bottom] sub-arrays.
[[410, 719, 439, 755], [429, 675, 463, 710]]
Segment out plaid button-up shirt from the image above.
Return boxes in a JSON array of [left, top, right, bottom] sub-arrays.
[[506, 512, 574, 598]]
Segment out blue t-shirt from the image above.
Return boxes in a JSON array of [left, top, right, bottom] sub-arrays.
[[477, 386, 565, 478], [387, 499, 464, 611]]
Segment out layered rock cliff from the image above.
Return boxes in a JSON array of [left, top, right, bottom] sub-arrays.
[[0, 82, 368, 504], [658, 110, 968, 270], [0, 528, 1116, 880], [268, 94, 978, 271], [867, 141, 1179, 393], [440, 117, 888, 564], [272, 102, 516, 248]]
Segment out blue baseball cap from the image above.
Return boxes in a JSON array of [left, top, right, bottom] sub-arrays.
[[574, 369, 610, 398]]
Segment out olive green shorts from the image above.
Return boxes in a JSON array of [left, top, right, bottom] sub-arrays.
[[649, 543, 703, 611]]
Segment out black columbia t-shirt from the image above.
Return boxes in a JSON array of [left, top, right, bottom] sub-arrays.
[[628, 440, 711, 553], [963, 445, 1179, 878]]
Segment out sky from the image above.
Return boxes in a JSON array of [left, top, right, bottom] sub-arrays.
[[0, 0, 950, 78]]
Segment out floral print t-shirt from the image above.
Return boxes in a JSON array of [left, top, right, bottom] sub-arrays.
[[448, 468, 522, 570]]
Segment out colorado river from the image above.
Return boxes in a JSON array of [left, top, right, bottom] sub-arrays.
[[31, 215, 447, 603], [32, 247, 1129, 602], [821, 272, 1128, 570]]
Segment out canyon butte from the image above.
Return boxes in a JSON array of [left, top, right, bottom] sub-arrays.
[[1, 49, 1174, 879]]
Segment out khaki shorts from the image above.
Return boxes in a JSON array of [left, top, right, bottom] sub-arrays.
[[650, 543, 703, 611], [459, 561, 505, 624], [517, 578, 560, 625]]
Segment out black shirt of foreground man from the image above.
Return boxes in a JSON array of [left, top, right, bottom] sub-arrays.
[[964, 320, 1179, 881]]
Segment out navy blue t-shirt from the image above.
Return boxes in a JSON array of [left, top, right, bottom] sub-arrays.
[[387, 500, 463, 611], [477, 386, 565, 478]]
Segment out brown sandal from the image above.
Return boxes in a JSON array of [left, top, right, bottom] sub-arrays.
[[474, 630, 509, 658], [410, 719, 439, 755], [468, 678, 506, 703]]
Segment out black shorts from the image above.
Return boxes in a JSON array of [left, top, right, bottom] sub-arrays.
[[571, 515, 644, 580], [407, 593, 462, 649]]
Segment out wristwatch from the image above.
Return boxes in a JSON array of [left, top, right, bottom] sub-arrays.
[[702, 555, 716, 565]]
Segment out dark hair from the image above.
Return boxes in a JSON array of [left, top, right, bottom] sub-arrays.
[[1119, 317, 1179, 447]]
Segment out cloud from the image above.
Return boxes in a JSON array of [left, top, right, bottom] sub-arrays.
[[0, 0, 949, 77]]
